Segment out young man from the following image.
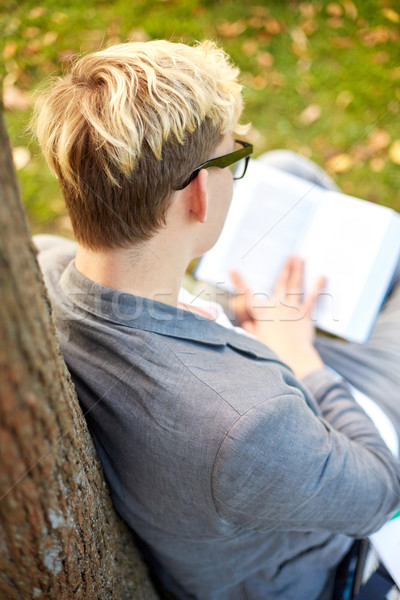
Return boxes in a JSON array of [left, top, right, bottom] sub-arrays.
[[33, 40, 400, 599]]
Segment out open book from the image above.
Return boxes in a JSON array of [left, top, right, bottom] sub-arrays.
[[370, 510, 400, 589], [195, 159, 400, 343]]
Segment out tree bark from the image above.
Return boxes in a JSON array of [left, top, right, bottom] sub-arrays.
[[0, 108, 159, 599]]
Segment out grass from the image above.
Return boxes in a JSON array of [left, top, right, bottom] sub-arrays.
[[1, 0, 400, 235]]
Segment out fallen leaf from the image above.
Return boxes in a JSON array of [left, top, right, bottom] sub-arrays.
[[326, 153, 353, 173], [51, 11, 68, 24], [29, 6, 47, 19], [269, 71, 286, 86], [217, 20, 246, 37], [290, 26, 308, 56], [23, 40, 41, 55], [299, 3, 318, 19], [43, 31, 58, 46], [3, 86, 33, 110], [382, 8, 400, 23], [251, 6, 269, 18], [23, 26, 40, 39], [369, 157, 385, 172], [360, 26, 391, 47], [252, 75, 267, 90], [336, 90, 354, 108], [12, 147, 31, 170], [299, 104, 321, 125], [249, 17, 265, 29], [351, 145, 370, 162], [300, 20, 317, 35], [3, 41, 17, 60], [332, 36, 354, 48], [242, 40, 258, 55], [389, 67, 400, 80], [297, 58, 312, 73], [343, 1, 357, 19], [264, 18, 284, 35], [327, 3, 343, 17], [257, 52, 274, 68], [327, 17, 344, 28], [372, 51, 389, 65], [298, 145, 312, 158], [389, 140, 400, 164], [368, 129, 391, 151]]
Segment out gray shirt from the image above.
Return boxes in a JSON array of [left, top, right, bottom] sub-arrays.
[[39, 239, 400, 600]]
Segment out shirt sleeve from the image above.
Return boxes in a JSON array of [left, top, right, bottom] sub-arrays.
[[211, 370, 400, 537]]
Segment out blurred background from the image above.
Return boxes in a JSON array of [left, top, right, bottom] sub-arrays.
[[1, 0, 400, 238]]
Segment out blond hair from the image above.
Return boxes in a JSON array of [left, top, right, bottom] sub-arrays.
[[32, 40, 244, 249]]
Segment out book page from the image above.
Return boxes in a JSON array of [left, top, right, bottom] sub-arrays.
[[196, 160, 320, 294], [296, 192, 400, 340], [195, 159, 400, 342], [370, 512, 400, 588]]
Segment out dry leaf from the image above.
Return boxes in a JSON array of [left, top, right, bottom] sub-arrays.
[[290, 27, 309, 56], [3, 41, 17, 60], [343, 1, 357, 19], [300, 20, 317, 35], [29, 6, 47, 19], [43, 31, 58, 46], [327, 3, 343, 17], [257, 52, 273, 68], [217, 20, 246, 37], [299, 104, 321, 125], [327, 17, 344, 28], [299, 3, 318, 19], [249, 17, 265, 29], [242, 40, 258, 55], [368, 129, 391, 151], [3, 86, 33, 110], [389, 140, 400, 164], [252, 75, 267, 90], [372, 51, 389, 65], [12, 147, 31, 170], [369, 157, 385, 172], [336, 90, 354, 108], [51, 12, 68, 24], [326, 153, 353, 173], [269, 71, 286, 86], [23, 26, 40, 39], [382, 8, 400, 23], [360, 26, 391, 47], [332, 36, 354, 48], [264, 18, 284, 35], [390, 67, 400, 80], [251, 6, 269, 18]]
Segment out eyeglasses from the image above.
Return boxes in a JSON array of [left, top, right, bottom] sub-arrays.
[[175, 139, 253, 190]]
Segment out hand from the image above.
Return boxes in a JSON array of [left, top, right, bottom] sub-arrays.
[[230, 256, 325, 379]]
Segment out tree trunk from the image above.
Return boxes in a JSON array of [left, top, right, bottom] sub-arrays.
[[0, 108, 159, 599]]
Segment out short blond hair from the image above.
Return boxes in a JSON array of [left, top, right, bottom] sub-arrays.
[[32, 40, 244, 249]]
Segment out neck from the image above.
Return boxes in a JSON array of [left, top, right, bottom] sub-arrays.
[[75, 235, 190, 307]]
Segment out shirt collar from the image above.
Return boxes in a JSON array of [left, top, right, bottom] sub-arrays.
[[59, 259, 281, 361]]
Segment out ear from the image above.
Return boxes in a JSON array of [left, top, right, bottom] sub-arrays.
[[188, 169, 208, 224]]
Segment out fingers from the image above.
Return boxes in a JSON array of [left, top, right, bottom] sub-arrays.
[[275, 256, 325, 314], [275, 255, 303, 298], [274, 256, 293, 297], [229, 270, 251, 295], [304, 274, 326, 316]]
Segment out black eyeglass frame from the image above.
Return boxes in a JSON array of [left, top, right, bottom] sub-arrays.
[[175, 139, 253, 190]]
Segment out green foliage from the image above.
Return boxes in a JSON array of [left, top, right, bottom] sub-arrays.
[[1, 0, 400, 233]]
